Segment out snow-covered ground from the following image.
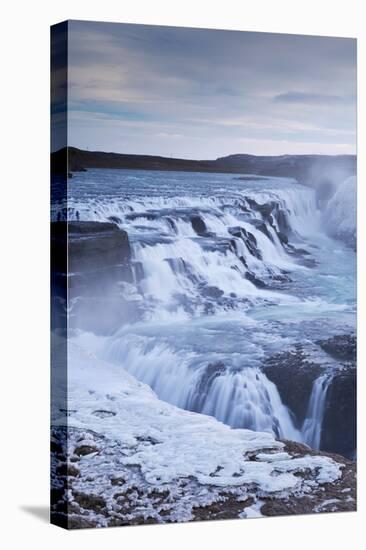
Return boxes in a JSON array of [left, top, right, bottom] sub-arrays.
[[51, 335, 351, 528]]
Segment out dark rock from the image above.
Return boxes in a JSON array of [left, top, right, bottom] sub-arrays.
[[51, 487, 65, 504], [245, 272, 266, 288], [268, 270, 292, 283], [191, 215, 208, 236], [52, 221, 132, 283], [237, 252, 248, 268], [250, 219, 274, 242], [263, 336, 357, 457], [67, 222, 131, 274], [277, 231, 288, 244], [92, 410, 116, 418], [291, 245, 311, 256], [317, 334, 356, 456], [74, 444, 99, 457], [229, 226, 262, 259], [165, 257, 191, 278], [55, 463, 68, 476], [51, 440, 63, 455], [68, 465, 80, 477], [262, 349, 323, 426], [281, 439, 312, 456], [136, 436, 160, 445], [165, 217, 178, 233], [285, 243, 315, 266], [246, 197, 274, 219], [246, 202, 292, 248], [201, 285, 224, 299], [72, 492, 106, 512], [322, 369, 356, 458], [53, 221, 139, 334], [260, 440, 356, 516], [318, 334, 356, 362], [111, 477, 126, 486], [193, 496, 254, 521], [273, 207, 292, 237], [107, 215, 122, 224], [56, 462, 79, 477], [133, 261, 145, 283]]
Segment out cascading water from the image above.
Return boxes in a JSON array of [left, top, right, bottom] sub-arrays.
[[62, 168, 356, 449], [103, 332, 302, 441], [301, 374, 333, 450]]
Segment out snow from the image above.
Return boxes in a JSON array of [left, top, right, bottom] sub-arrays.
[[240, 501, 264, 518], [53, 337, 342, 488], [314, 499, 341, 512], [51, 335, 345, 525]]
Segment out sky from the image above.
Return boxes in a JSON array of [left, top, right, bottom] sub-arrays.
[[63, 20, 356, 159]]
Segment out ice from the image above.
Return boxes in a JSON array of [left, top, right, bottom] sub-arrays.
[[240, 500, 264, 518], [53, 338, 342, 500], [51, 168, 356, 526]]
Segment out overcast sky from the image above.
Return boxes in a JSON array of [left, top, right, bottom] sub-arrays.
[[67, 20, 356, 159]]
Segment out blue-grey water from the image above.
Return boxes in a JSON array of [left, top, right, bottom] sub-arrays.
[[56, 169, 356, 447]]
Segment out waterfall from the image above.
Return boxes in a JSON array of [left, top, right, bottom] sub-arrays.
[[57, 176, 319, 321], [196, 368, 301, 441], [301, 374, 333, 450], [66, 170, 339, 450], [102, 328, 336, 450], [102, 333, 302, 442], [105, 183, 318, 320]]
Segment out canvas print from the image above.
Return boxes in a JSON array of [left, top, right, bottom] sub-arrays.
[[51, 20, 357, 529]]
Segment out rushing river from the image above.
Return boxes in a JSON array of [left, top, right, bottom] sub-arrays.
[[55, 169, 356, 450]]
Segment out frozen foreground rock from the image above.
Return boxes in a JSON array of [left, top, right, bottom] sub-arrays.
[[51, 341, 356, 529]]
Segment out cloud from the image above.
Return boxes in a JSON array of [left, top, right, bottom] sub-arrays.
[[273, 92, 355, 105], [64, 20, 357, 157]]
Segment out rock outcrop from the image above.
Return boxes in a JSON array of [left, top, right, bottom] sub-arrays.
[[51, 221, 139, 334], [262, 335, 356, 458], [67, 221, 131, 277], [191, 215, 208, 236], [262, 347, 323, 426], [318, 334, 356, 362]]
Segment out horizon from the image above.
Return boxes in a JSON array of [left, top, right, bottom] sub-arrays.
[[56, 145, 357, 161], [55, 21, 357, 158]]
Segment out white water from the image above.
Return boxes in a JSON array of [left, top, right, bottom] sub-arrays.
[[52, 338, 342, 526], [62, 169, 356, 449], [302, 374, 333, 449], [59, 172, 319, 316], [323, 175, 356, 246], [103, 331, 301, 441]]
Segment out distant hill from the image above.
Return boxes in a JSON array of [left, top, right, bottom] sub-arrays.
[[51, 147, 356, 185]]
